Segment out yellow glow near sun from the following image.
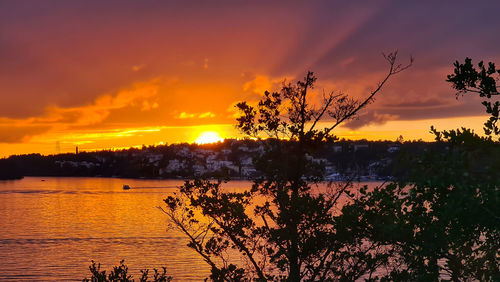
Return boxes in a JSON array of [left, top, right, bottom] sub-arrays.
[[195, 131, 224, 144]]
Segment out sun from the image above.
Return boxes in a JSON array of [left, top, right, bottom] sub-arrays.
[[195, 131, 224, 144]]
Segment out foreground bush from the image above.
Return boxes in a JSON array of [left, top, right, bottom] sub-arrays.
[[82, 260, 171, 282]]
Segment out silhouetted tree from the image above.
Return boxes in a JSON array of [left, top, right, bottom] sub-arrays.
[[162, 52, 412, 281], [0, 158, 23, 179], [339, 58, 500, 280]]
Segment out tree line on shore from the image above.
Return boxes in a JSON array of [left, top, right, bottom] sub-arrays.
[[1, 138, 438, 181]]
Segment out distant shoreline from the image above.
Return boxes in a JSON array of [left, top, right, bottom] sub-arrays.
[[1, 139, 426, 182], [3, 175, 385, 184]]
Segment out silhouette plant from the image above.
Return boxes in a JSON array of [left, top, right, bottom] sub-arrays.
[[447, 57, 500, 136], [83, 260, 172, 282]]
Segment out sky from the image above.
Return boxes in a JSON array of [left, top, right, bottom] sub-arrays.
[[1, 0, 500, 157]]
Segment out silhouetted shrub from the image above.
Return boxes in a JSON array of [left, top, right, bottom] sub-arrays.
[[82, 260, 172, 282]]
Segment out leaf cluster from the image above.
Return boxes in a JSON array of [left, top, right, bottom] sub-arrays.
[[83, 260, 172, 282], [447, 58, 500, 136]]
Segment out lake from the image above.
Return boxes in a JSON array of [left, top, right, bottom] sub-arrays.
[[0, 177, 213, 281], [0, 177, 380, 281]]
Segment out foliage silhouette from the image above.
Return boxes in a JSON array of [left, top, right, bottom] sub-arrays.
[[0, 158, 23, 180], [447, 57, 500, 136], [161, 52, 412, 281], [343, 131, 500, 280], [82, 260, 172, 282], [337, 58, 500, 280]]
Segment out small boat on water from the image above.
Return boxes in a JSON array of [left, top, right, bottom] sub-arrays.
[[123, 184, 131, 190]]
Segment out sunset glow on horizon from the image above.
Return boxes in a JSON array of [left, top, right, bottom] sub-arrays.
[[1, 1, 499, 157], [195, 131, 224, 145]]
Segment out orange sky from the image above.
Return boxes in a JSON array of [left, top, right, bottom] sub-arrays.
[[0, 1, 499, 157]]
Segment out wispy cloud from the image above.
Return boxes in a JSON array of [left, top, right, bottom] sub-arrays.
[[0, 78, 162, 143], [46, 78, 161, 126], [344, 111, 400, 130], [132, 64, 146, 71], [0, 124, 51, 143], [243, 75, 279, 95], [177, 111, 216, 119]]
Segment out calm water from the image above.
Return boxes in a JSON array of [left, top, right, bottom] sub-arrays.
[[0, 177, 216, 281]]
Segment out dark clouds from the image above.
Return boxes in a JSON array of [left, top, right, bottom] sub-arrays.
[[0, 0, 499, 138], [0, 125, 50, 143], [344, 112, 399, 130]]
